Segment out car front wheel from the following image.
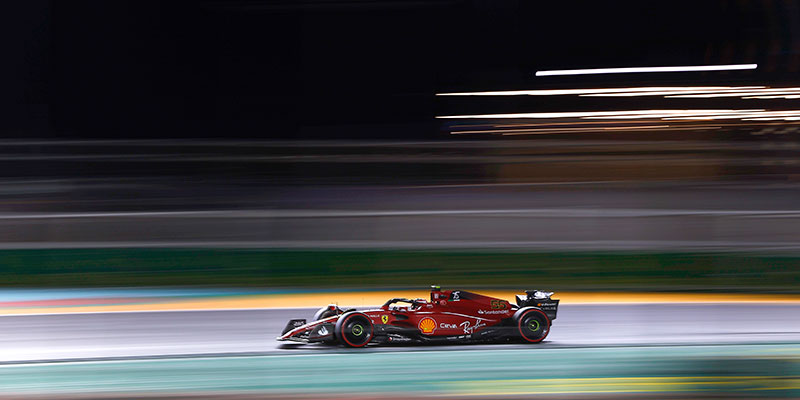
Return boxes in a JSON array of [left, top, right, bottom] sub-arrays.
[[334, 312, 373, 347]]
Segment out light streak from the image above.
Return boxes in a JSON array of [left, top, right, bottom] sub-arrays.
[[436, 110, 750, 120], [436, 86, 738, 97], [497, 125, 720, 135], [451, 125, 669, 134], [440, 105, 800, 124], [579, 87, 766, 97], [667, 90, 800, 98], [742, 117, 800, 121], [662, 110, 800, 120], [583, 110, 765, 120], [492, 120, 676, 127], [741, 95, 800, 99], [438, 84, 800, 99], [534, 63, 757, 76], [602, 125, 670, 130]]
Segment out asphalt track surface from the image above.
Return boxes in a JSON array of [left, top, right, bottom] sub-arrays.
[[1, 303, 798, 363]]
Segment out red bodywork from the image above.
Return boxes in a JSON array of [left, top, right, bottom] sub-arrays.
[[371, 289, 512, 337], [277, 288, 558, 346]]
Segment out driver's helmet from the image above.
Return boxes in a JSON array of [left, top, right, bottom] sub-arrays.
[[430, 285, 443, 302]]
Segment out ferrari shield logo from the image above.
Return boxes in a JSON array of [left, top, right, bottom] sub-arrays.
[[381, 315, 389, 324]]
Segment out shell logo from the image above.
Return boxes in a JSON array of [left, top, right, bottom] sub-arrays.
[[418, 317, 436, 335]]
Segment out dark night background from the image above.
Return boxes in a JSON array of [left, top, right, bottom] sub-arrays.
[[2, 0, 799, 139]]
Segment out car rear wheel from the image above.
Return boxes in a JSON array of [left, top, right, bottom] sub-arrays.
[[335, 312, 373, 347], [516, 308, 550, 343]]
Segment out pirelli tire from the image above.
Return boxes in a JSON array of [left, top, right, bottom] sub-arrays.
[[335, 312, 374, 347], [513, 307, 551, 343]]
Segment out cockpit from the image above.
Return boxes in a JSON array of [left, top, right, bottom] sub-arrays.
[[381, 298, 427, 311]]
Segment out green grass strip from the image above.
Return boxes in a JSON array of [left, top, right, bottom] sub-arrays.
[[0, 248, 797, 292]]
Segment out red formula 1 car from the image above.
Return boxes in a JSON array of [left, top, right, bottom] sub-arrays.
[[277, 286, 559, 347]]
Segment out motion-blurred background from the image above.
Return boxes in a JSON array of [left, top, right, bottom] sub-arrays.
[[0, 1, 799, 398]]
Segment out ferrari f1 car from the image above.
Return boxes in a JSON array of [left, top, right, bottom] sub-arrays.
[[277, 286, 559, 347]]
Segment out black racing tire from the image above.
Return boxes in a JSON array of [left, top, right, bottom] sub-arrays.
[[334, 312, 373, 347], [514, 308, 550, 343], [313, 305, 339, 320]]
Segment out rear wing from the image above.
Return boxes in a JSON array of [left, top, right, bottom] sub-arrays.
[[516, 290, 559, 320]]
